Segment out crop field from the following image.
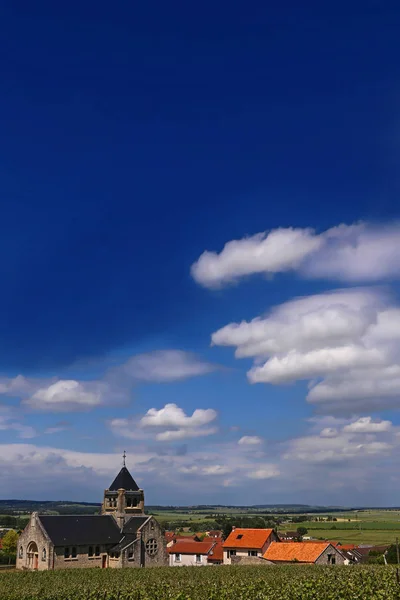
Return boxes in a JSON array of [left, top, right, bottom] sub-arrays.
[[277, 510, 400, 545], [2, 566, 400, 600]]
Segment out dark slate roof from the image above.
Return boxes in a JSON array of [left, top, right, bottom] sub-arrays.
[[110, 516, 149, 553], [122, 515, 149, 535], [109, 467, 139, 491], [110, 535, 138, 553], [39, 515, 121, 546]]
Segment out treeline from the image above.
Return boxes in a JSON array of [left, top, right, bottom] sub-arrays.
[[0, 516, 29, 530]]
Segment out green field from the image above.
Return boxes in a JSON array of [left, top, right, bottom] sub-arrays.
[[150, 507, 400, 545], [276, 510, 400, 545], [2, 565, 400, 599]]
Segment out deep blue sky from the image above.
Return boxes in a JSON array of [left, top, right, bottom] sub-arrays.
[[1, 1, 400, 505]]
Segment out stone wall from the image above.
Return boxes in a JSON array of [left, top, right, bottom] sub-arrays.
[[16, 513, 54, 571], [315, 545, 345, 565], [53, 545, 112, 569]]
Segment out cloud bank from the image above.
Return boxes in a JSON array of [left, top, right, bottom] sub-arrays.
[[212, 288, 400, 415], [192, 223, 400, 288]]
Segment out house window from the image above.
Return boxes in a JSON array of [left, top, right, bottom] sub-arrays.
[[248, 550, 258, 557], [175, 553, 181, 562], [196, 554, 202, 563], [145, 538, 158, 556], [42, 548, 47, 561], [88, 546, 93, 557], [227, 550, 236, 558], [95, 546, 101, 557], [64, 547, 70, 559], [127, 547, 134, 561], [132, 498, 138, 507], [71, 547, 77, 559], [331, 556, 336, 565], [236, 534, 243, 539], [19, 547, 23, 559]]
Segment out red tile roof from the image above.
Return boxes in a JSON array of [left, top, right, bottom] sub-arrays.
[[223, 528, 275, 550], [207, 541, 223, 562], [167, 540, 216, 555], [264, 541, 331, 563]]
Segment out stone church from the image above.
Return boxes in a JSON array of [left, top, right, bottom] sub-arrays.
[[16, 457, 168, 570]]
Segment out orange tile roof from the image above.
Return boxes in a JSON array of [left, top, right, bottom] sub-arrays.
[[223, 528, 274, 550], [167, 540, 215, 555], [264, 542, 331, 563], [207, 541, 223, 562]]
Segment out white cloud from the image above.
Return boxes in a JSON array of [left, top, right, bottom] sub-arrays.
[[212, 288, 381, 357], [303, 223, 400, 282], [284, 430, 393, 464], [111, 403, 218, 442], [320, 428, 338, 438], [238, 436, 263, 445], [0, 350, 216, 414], [248, 346, 386, 384], [25, 380, 107, 411], [121, 350, 217, 382], [155, 426, 218, 441], [343, 417, 392, 434], [192, 222, 400, 288], [191, 227, 322, 288], [212, 287, 400, 414], [248, 465, 280, 479], [140, 403, 217, 428]]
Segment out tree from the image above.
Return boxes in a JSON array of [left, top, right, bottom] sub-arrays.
[[2, 530, 18, 555], [296, 527, 308, 537], [385, 544, 400, 565]]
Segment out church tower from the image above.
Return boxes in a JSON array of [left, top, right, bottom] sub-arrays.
[[101, 452, 145, 529]]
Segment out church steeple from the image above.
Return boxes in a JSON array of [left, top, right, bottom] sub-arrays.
[[101, 454, 145, 528]]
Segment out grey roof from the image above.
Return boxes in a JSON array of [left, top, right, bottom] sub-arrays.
[[110, 516, 149, 553], [110, 535, 138, 553], [109, 467, 139, 491], [122, 515, 149, 535], [39, 515, 121, 546]]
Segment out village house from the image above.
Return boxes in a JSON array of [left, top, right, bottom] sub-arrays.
[[264, 541, 345, 565], [16, 456, 168, 570], [223, 527, 278, 565], [168, 539, 222, 566]]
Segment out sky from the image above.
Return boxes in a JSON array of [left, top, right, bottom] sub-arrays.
[[1, 1, 400, 506]]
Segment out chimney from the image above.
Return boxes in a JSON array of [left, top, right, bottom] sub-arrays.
[[232, 526, 236, 531]]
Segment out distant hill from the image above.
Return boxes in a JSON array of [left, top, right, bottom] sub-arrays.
[[0, 499, 101, 516]]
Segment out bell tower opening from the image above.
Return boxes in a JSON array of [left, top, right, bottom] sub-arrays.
[[102, 452, 145, 528]]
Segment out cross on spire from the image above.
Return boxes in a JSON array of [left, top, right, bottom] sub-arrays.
[[122, 450, 126, 467]]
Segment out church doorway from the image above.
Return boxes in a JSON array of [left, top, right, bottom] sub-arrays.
[[102, 555, 107, 568], [27, 542, 39, 570]]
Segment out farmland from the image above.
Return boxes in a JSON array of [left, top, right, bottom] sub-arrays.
[[152, 506, 400, 545], [1, 565, 400, 599]]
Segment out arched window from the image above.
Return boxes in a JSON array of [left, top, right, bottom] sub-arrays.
[[71, 547, 77, 559], [95, 545, 100, 557], [88, 546, 93, 557], [42, 548, 47, 561], [19, 546, 23, 559]]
